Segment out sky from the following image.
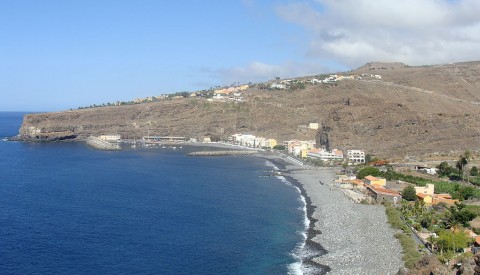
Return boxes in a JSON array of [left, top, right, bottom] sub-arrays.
[[1, 0, 479, 111]]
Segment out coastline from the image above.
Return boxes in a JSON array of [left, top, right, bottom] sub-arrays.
[[9, 135, 404, 273], [258, 152, 404, 275]]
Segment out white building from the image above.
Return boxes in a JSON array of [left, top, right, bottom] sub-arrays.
[[213, 94, 225, 100], [232, 134, 257, 147], [417, 167, 438, 175], [347, 150, 365, 164], [99, 135, 121, 142], [270, 83, 287, 89], [308, 148, 344, 161], [228, 95, 244, 102]]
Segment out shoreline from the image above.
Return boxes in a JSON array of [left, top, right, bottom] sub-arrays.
[[258, 152, 404, 274], [259, 154, 330, 274]]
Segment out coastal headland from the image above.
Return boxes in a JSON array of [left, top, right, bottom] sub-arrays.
[[13, 61, 480, 159], [260, 153, 403, 274]]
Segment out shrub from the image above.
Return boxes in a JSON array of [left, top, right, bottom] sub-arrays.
[[357, 166, 381, 179], [272, 145, 285, 150], [386, 206, 422, 268], [402, 185, 417, 201]]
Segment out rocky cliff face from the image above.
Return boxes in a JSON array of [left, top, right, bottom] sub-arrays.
[[16, 62, 480, 159]]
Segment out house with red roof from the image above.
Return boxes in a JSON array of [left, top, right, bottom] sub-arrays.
[[367, 185, 402, 204], [416, 193, 459, 206]]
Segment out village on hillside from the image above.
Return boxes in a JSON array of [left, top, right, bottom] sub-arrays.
[[77, 72, 383, 109]]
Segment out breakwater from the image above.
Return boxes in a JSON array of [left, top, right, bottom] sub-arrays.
[[85, 136, 121, 151], [187, 150, 257, 156]]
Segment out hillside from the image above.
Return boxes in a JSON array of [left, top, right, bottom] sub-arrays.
[[15, 61, 480, 159]]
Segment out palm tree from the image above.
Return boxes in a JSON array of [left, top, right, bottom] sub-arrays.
[[456, 150, 471, 182], [428, 235, 438, 253]]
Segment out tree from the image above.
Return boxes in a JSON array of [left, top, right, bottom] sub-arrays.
[[365, 154, 379, 164], [437, 161, 455, 177], [471, 166, 479, 177], [402, 185, 417, 201], [357, 166, 381, 179], [272, 145, 285, 150], [456, 186, 475, 200], [445, 203, 476, 227], [457, 157, 468, 178], [456, 151, 472, 182], [436, 229, 472, 253]]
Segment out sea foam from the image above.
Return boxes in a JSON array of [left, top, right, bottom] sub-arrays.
[[265, 159, 309, 275]]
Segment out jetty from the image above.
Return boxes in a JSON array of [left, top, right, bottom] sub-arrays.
[[86, 136, 121, 151], [187, 150, 257, 156]]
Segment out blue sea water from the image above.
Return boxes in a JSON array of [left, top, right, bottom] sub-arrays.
[[0, 112, 306, 274]]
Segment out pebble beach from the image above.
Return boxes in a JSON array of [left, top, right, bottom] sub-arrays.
[[262, 153, 404, 275]]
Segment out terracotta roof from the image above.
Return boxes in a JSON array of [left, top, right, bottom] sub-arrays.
[[417, 193, 431, 199], [433, 197, 459, 205], [475, 235, 480, 245], [365, 175, 379, 181], [369, 160, 389, 166], [368, 186, 401, 197]]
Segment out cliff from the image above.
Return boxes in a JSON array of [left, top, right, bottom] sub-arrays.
[[16, 61, 480, 159]]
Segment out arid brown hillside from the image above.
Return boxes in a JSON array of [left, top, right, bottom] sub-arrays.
[[16, 61, 480, 158]]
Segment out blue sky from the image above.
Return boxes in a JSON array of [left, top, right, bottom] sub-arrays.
[[1, 0, 479, 111]]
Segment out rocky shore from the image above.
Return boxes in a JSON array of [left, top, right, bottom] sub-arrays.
[[261, 154, 403, 275]]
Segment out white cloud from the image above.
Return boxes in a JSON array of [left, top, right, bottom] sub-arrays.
[[276, 0, 480, 67]]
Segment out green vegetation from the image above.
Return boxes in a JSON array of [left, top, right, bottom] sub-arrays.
[[471, 166, 479, 177], [436, 152, 480, 185], [445, 203, 476, 227], [381, 170, 430, 186], [465, 205, 480, 217], [289, 82, 306, 91], [379, 169, 480, 200], [398, 200, 479, 262], [365, 154, 379, 164], [437, 161, 460, 179], [402, 185, 417, 201], [436, 230, 472, 254], [357, 166, 381, 179], [272, 145, 285, 150], [386, 206, 422, 268]]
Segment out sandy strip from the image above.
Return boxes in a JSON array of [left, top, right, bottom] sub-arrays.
[[260, 153, 404, 275]]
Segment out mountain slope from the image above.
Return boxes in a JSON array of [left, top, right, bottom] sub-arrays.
[[16, 61, 480, 158]]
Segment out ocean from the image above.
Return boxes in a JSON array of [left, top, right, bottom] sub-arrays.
[[0, 112, 306, 274]]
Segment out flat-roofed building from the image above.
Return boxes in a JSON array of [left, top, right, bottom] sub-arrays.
[[99, 134, 121, 142]]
